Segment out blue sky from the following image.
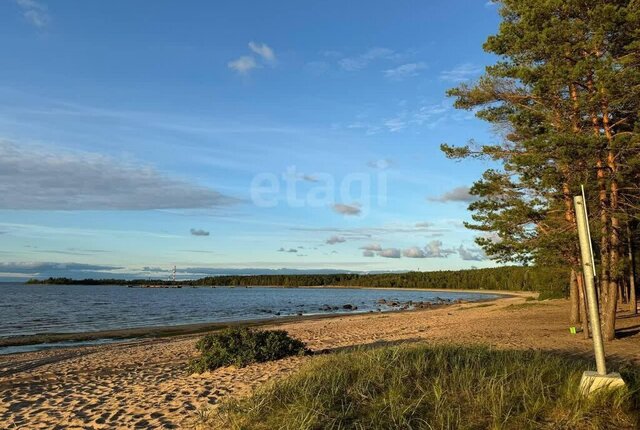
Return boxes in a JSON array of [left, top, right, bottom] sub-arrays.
[[0, 0, 502, 280]]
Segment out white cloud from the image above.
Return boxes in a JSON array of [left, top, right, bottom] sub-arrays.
[[332, 203, 361, 216], [326, 235, 346, 245], [347, 101, 453, 135], [384, 62, 427, 80], [338, 48, 396, 71], [228, 55, 259, 75], [425, 240, 456, 258], [16, 0, 50, 28], [458, 244, 487, 261], [228, 42, 276, 75], [384, 117, 407, 132], [378, 248, 401, 258], [367, 158, 394, 170], [440, 63, 483, 82], [360, 243, 383, 252], [403, 246, 426, 258], [249, 41, 276, 63], [0, 141, 234, 210], [428, 186, 477, 203]]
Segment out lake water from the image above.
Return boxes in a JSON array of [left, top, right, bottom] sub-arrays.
[[0, 283, 497, 349]]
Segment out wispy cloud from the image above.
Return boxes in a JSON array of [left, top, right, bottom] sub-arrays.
[[347, 101, 453, 135], [0, 141, 235, 210], [440, 63, 483, 82], [367, 159, 394, 170], [249, 41, 276, 63], [229, 42, 276, 75], [228, 56, 259, 75], [332, 203, 361, 216], [338, 48, 397, 71], [0, 262, 121, 275], [428, 186, 477, 203], [16, 0, 50, 28], [384, 62, 427, 80], [292, 222, 449, 239], [190, 228, 210, 237]]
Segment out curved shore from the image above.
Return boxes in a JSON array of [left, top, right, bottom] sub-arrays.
[[1, 292, 639, 429], [0, 287, 510, 350]]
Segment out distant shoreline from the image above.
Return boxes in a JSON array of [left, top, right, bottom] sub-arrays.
[[0, 287, 519, 351]]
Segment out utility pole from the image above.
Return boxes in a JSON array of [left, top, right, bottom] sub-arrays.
[[573, 190, 625, 394]]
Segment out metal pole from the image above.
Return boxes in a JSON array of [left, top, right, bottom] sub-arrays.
[[574, 195, 607, 375]]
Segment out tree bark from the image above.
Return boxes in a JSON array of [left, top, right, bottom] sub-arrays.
[[570, 268, 580, 324], [602, 97, 620, 341], [577, 272, 590, 339], [628, 222, 638, 315]]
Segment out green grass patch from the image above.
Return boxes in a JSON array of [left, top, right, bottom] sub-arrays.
[[456, 303, 493, 311], [189, 328, 308, 373], [537, 289, 565, 300], [505, 302, 549, 311], [207, 344, 639, 429]]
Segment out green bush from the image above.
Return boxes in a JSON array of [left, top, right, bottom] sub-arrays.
[[189, 328, 307, 373], [208, 344, 639, 429]]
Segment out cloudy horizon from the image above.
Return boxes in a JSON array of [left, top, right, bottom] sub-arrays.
[[0, 0, 500, 280]]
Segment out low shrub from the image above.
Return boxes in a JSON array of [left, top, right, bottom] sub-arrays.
[[189, 327, 307, 373], [207, 344, 639, 429]]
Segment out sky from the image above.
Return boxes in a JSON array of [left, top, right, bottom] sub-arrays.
[[0, 0, 503, 280]]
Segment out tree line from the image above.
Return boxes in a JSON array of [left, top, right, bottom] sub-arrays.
[[27, 266, 567, 297], [442, 0, 640, 340]]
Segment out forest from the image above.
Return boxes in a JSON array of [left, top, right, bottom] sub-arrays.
[[28, 266, 567, 298], [440, 0, 640, 340]]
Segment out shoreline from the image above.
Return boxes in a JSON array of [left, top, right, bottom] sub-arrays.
[[0, 288, 520, 352], [2, 295, 637, 429], [2, 295, 637, 428]]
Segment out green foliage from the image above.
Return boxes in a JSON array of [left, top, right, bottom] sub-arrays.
[[208, 344, 640, 430], [28, 266, 571, 297], [189, 328, 307, 373]]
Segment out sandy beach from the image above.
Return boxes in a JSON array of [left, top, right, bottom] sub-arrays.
[[1, 292, 639, 429]]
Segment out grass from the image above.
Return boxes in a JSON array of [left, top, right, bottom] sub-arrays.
[[456, 303, 494, 311], [189, 328, 308, 373], [205, 344, 639, 430], [538, 289, 565, 300], [505, 302, 549, 311]]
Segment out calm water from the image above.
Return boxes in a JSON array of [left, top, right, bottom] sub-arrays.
[[0, 283, 496, 341]]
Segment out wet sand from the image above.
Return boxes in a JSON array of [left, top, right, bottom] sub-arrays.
[[1, 292, 639, 429]]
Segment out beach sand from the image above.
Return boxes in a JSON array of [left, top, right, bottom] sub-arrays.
[[1, 292, 639, 429]]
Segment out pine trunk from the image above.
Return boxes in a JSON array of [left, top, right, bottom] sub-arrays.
[[569, 268, 580, 324], [577, 272, 590, 339], [602, 100, 619, 341], [628, 222, 638, 315]]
